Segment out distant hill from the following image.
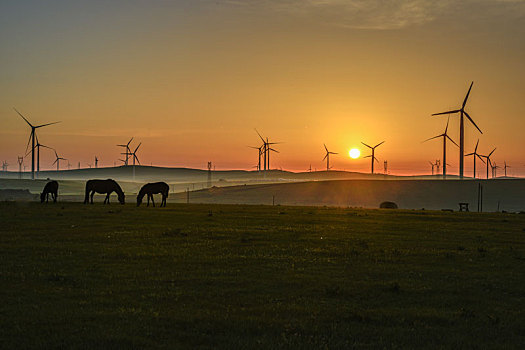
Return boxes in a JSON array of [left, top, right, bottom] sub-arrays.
[[0, 165, 457, 184], [168, 178, 525, 212]]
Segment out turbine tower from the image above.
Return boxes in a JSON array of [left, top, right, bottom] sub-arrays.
[[361, 141, 385, 174], [423, 118, 458, 179], [95, 156, 99, 168], [15, 108, 60, 180], [465, 139, 485, 179], [432, 82, 482, 179], [322, 144, 338, 171]]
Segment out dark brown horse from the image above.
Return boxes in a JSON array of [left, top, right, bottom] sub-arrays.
[[41, 180, 58, 203], [137, 182, 169, 207], [84, 179, 125, 204]]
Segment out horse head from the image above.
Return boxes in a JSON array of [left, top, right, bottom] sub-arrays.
[[118, 192, 125, 204]]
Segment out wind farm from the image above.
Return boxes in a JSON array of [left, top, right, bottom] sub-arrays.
[[1, 1, 524, 348]]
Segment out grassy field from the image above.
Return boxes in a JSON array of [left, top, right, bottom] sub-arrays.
[[1, 202, 524, 349]]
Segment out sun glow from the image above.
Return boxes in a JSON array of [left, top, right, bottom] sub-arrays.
[[349, 148, 360, 159]]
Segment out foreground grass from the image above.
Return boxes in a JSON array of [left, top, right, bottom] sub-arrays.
[[1, 202, 524, 349]]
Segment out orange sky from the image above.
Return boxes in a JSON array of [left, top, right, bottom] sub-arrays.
[[1, 1, 524, 176]]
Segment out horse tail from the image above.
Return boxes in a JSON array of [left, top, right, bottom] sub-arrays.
[[84, 181, 91, 204]]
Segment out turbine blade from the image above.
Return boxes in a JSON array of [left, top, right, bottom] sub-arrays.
[[444, 116, 450, 134], [25, 131, 33, 154], [462, 81, 474, 109], [322, 154, 327, 161], [14, 108, 33, 127], [35, 121, 61, 128], [134, 142, 142, 152], [374, 141, 385, 148], [324, 144, 328, 152], [423, 135, 441, 143], [463, 111, 482, 134], [489, 148, 496, 157], [127, 137, 134, 146], [361, 142, 372, 149], [474, 139, 479, 152], [446, 135, 459, 147], [476, 154, 485, 163], [465, 152, 474, 156], [254, 129, 265, 143], [432, 109, 460, 116]]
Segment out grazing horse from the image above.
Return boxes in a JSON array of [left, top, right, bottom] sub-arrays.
[[137, 182, 169, 207], [84, 179, 125, 204], [41, 180, 59, 203]]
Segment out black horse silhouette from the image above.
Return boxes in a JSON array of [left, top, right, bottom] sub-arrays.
[[137, 182, 169, 207], [84, 179, 125, 204], [41, 180, 58, 203]]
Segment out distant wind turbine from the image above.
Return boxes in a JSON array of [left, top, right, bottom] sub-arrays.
[[129, 142, 141, 180], [504, 161, 510, 177], [423, 117, 458, 179], [432, 81, 482, 179], [361, 141, 385, 174], [117, 138, 133, 166], [322, 144, 338, 171], [480, 148, 496, 179], [52, 149, 67, 172], [465, 139, 485, 179], [15, 108, 60, 180]]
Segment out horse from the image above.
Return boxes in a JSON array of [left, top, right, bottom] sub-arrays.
[[84, 179, 125, 204], [137, 182, 169, 207], [41, 180, 58, 203]]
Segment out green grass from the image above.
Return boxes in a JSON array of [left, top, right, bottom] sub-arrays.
[[1, 202, 524, 349]]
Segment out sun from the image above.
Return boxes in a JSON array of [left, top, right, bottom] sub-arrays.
[[349, 148, 360, 159]]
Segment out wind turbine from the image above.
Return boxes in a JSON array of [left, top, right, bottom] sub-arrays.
[[52, 149, 67, 172], [423, 118, 458, 179], [255, 129, 281, 171], [2, 161, 8, 172], [491, 162, 500, 179], [480, 148, 496, 179], [429, 161, 435, 175], [465, 139, 485, 179], [504, 161, 510, 177], [117, 137, 133, 166], [432, 82, 482, 179], [15, 108, 60, 180], [129, 142, 141, 180], [25, 135, 54, 178], [361, 141, 385, 174], [322, 144, 338, 171], [95, 156, 99, 168], [249, 145, 264, 171]]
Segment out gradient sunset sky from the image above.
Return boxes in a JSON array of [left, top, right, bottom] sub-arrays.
[[1, 1, 524, 175]]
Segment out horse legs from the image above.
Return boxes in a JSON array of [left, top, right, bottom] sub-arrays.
[[53, 192, 57, 203], [104, 193, 110, 204], [90, 191, 95, 204], [151, 195, 155, 207], [147, 194, 150, 207], [161, 194, 166, 207]]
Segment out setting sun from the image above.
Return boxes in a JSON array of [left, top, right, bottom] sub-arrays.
[[349, 148, 361, 159]]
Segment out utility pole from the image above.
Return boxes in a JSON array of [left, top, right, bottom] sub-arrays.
[[207, 161, 212, 187], [17, 157, 23, 179]]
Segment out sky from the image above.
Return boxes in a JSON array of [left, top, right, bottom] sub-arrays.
[[1, 0, 524, 176]]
